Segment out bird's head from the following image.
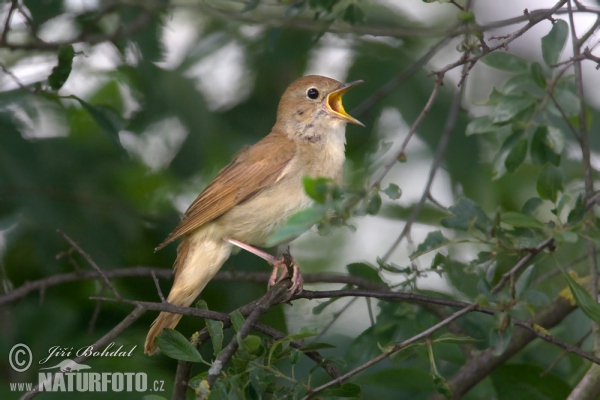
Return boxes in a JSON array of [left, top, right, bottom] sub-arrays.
[[275, 75, 363, 141]]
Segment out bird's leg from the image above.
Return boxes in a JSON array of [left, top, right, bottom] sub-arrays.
[[225, 238, 303, 299]]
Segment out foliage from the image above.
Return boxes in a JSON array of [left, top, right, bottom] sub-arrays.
[[2, 1, 600, 400]]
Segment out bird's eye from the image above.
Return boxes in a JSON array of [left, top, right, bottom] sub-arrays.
[[307, 88, 319, 99]]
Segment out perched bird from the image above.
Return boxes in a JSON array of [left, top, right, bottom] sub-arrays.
[[145, 75, 363, 355]]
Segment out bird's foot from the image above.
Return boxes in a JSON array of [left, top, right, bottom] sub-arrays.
[[226, 238, 303, 300], [267, 253, 303, 301]]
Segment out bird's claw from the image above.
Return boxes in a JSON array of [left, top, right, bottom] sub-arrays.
[[268, 256, 303, 301]]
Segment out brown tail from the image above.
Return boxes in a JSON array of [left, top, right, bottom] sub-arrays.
[[145, 229, 232, 355]]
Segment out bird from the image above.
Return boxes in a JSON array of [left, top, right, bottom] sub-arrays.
[[144, 75, 363, 355]]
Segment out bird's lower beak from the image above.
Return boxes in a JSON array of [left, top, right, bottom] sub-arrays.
[[326, 80, 364, 127]]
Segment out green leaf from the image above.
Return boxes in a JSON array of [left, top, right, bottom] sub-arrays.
[[206, 319, 223, 358], [553, 230, 578, 244], [552, 87, 580, 117], [567, 194, 586, 224], [231, 311, 245, 332], [347, 262, 383, 283], [366, 192, 382, 215], [491, 96, 536, 123], [70, 96, 125, 150], [515, 265, 535, 298], [522, 197, 543, 216], [542, 20, 569, 67], [142, 396, 168, 400], [530, 126, 561, 166], [266, 207, 326, 246], [410, 231, 451, 260], [481, 52, 528, 72], [536, 164, 564, 202], [155, 329, 204, 363], [342, 4, 365, 24], [504, 139, 528, 172], [241, 335, 261, 354], [48, 45, 75, 90], [303, 176, 333, 203], [563, 272, 600, 323], [465, 116, 496, 136], [501, 212, 544, 229], [320, 382, 362, 398], [530, 62, 547, 89], [441, 198, 492, 234], [382, 183, 402, 200]]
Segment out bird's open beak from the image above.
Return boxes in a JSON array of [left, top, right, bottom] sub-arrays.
[[326, 80, 364, 127]]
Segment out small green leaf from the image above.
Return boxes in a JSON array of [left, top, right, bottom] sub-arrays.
[[491, 96, 536, 123], [457, 10, 475, 22], [563, 272, 600, 324], [465, 116, 496, 136], [347, 262, 383, 283], [48, 45, 75, 90], [501, 212, 544, 229], [155, 329, 204, 363], [231, 311, 245, 332], [515, 265, 535, 298], [366, 192, 382, 215], [382, 183, 402, 200], [320, 382, 362, 397], [504, 139, 528, 172], [552, 87, 580, 117], [553, 230, 578, 244], [207, 320, 223, 357], [542, 20, 568, 67], [441, 198, 492, 234], [266, 207, 326, 246], [530, 62, 547, 89], [303, 176, 333, 203], [70, 96, 125, 150], [537, 164, 564, 202], [567, 194, 586, 224], [410, 231, 451, 260], [342, 4, 365, 24], [530, 126, 561, 166], [241, 335, 261, 354], [481, 52, 528, 72], [522, 197, 543, 216]]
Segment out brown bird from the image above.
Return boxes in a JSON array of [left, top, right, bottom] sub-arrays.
[[145, 75, 363, 355]]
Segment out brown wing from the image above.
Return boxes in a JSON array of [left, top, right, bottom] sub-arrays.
[[155, 130, 295, 251]]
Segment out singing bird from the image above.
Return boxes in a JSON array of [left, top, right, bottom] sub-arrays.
[[145, 75, 363, 355]]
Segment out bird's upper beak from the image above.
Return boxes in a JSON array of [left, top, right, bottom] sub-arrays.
[[326, 80, 364, 127]]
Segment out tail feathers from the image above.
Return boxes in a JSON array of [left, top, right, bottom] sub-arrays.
[[145, 312, 183, 355], [145, 231, 232, 355]]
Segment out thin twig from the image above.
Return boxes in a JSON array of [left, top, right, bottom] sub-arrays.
[[303, 304, 475, 399], [151, 270, 166, 302], [0, 0, 17, 44], [56, 230, 122, 299], [381, 72, 464, 262]]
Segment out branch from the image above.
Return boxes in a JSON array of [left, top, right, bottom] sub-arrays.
[[0, 267, 387, 306], [203, 280, 292, 391], [304, 304, 476, 399], [381, 72, 464, 262], [432, 296, 575, 399], [56, 229, 122, 299]]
